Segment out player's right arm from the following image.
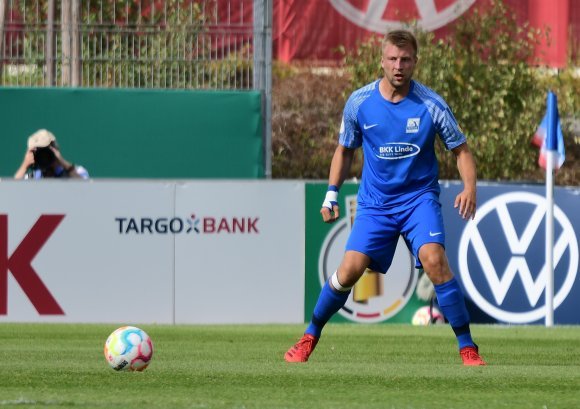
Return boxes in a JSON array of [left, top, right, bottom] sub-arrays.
[[321, 144, 356, 223], [322, 85, 366, 223]]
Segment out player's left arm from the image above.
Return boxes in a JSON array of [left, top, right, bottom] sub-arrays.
[[451, 142, 477, 220]]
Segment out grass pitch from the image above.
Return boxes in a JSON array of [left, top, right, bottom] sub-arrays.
[[0, 323, 579, 409]]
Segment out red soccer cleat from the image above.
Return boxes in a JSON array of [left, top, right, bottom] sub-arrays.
[[460, 345, 487, 366], [284, 334, 319, 363]]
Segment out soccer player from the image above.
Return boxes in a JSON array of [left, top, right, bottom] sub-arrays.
[[285, 30, 486, 366]]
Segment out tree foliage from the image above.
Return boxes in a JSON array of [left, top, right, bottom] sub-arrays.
[[272, 65, 352, 179], [344, 0, 580, 183], [272, 0, 579, 184]]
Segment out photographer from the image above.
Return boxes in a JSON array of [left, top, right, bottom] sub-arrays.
[[14, 129, 89, 180]]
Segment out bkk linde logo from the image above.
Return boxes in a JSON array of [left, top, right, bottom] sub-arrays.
[[458, 192, 579, 323], [0, 214, 65, 315], [115, 214, 260, 235], [330, 0, 476, 32], [375, 143, 420, 160]]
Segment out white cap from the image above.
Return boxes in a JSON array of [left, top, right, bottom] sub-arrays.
[[27, 129, 56, 150]]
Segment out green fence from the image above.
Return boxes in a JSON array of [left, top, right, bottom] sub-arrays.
[[1, 88, 263, 178]]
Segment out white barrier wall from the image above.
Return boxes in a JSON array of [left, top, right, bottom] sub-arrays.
[[0, 180, 305, 324]]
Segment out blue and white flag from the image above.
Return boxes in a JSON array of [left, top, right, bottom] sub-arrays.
[[531, 91, 566, 170]]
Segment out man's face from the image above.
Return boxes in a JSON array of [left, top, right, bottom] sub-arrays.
[[381, 42, 417, 89]]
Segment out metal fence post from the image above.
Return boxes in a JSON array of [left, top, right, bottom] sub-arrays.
[[71, 0, 81, 86], [0, 0, 6, 83], [61, 0, 71, 85], [253, 0, 273, 179], [61, 0, 80, 86], [46, 0, 56, 86]]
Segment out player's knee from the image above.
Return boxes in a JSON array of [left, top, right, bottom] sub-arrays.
[[330, 271, 352, 292], [335, 267, 364, 288], [421, 253, 444, 271], [420, 247, 451, 285], [337, 253, 369, 287]]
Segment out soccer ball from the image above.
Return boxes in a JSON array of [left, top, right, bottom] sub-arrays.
[[104, 326, 153, 371], [411, 305, 445, 326]]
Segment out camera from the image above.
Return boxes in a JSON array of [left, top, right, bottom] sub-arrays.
[[33, 146, 56, 171]]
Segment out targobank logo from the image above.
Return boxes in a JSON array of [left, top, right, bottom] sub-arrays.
[[115, 214, 259, 235], [459, 192, 578, 323], [375, 143, 420, 160]]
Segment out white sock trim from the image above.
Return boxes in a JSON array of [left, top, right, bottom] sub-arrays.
[[331, 271, 352, 292]]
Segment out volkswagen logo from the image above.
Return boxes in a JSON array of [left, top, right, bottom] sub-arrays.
[[458, 192, 579, 323]]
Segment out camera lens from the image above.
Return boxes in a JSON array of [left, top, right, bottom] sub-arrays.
[[33, 147, 56, 170]]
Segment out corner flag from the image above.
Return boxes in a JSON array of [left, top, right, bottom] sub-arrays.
[[531, 91, 566, 169], [534, 91, 566, 327]]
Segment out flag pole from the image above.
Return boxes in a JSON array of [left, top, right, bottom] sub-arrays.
[[544, 91, 558, 327], [535, 90, 565, 327], [545, 149, 554, 327]]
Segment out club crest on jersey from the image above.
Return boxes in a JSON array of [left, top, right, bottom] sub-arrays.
[[406, 118, 420, 133]]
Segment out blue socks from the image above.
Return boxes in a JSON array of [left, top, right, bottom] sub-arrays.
[[306, 276, 473, 349], [434, 277, 474, 349], [305, 280, 350, 338]]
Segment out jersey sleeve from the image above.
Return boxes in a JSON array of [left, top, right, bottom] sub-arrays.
[[437, 105, 466, 150], [413, 81, 467, 150], [338, 93, 362, 148]]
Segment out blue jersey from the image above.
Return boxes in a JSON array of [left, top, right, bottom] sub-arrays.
[[339, 79, 466, 212]]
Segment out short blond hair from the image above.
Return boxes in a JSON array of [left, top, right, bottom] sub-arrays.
[[384, 30, 418, 57]]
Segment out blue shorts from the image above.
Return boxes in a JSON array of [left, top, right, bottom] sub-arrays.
[[345, 199, 445, 272]]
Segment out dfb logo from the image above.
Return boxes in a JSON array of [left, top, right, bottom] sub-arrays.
[[318, 195, 417, 323], [0, 215, 65, 315], [458, 192, 578, 323]]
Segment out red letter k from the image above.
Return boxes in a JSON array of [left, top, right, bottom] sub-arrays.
[[0, 215, 65, 315]]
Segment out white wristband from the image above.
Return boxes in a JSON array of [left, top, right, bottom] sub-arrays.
[[322, 190, 338, 209]]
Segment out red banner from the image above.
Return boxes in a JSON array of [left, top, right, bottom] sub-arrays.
[[3, 0, 576, 68], [272, 0, 577, 68]]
